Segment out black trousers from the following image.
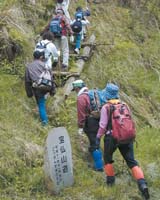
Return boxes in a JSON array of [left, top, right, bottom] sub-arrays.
[[83, 116, 100, 153], [104, 135, 138, 168]]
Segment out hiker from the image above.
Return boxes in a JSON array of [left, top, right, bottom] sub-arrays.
[[25, 51, 56, 126], [42, 8, 73, 71], [56, 0, 71, 23], [72, 79, 104, 171], [95, 83, 150, 199], [74, 6, 90, 40], [35, 31, 59, 69], [71, 10, 90, 54]]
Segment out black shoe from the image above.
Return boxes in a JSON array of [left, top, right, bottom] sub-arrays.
[[138, 183, 150, 199]]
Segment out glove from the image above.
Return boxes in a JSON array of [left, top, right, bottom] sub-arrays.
[[95, 137, 101, 149], [70, 35, 74, 43], [78, 128, 83, 136], [57, 51, 61, 56]]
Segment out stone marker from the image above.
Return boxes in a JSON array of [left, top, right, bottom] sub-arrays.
[[44, 127, 74, 194]]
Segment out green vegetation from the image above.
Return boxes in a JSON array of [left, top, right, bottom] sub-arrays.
[[0, 0, 160, 199]]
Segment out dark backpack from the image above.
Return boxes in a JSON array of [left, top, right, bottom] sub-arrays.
[[49, 17, 62, 37], [57, 0, 63, 3], [88, 89, 106, 118], [71, 19, 82, 33], [106, 102, 136, 144]]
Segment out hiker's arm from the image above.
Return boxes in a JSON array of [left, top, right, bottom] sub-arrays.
[[97, 105, 108, 138], [63, 17, 73, 35], [25, 69, 33, 98], [77, 95, 90, 128]]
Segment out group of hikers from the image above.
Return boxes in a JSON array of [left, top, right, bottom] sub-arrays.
[[72, 80, 150, 199], [24, 1, 150, 199], [25, 0, 90, 125]]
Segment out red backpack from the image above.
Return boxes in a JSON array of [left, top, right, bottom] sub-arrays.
[[106, 102, 136, 144]]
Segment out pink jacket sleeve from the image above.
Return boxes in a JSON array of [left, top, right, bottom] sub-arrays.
[[97, 105, 109, 138]]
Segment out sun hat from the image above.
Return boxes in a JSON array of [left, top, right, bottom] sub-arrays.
[[105, 83, 119, 100]]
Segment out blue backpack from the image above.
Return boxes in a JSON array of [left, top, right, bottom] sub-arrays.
[[88, 89, 106, 118], [49, 17, 62, 37]]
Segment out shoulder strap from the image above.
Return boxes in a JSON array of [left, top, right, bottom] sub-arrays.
[[93, 89, 101, 111], [106, 103, 115, 131]]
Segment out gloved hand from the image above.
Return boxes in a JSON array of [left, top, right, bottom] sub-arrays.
[[95, 137, 101, 149], [70, 35, 74, 43], [57, 51, 61, 57], [78, 128, 84, 136]]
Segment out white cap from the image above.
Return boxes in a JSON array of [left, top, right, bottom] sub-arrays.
[[72, 79, 85, 90]]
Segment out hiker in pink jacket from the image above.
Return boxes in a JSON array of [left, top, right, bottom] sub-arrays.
[[96, 83, 150, 200]]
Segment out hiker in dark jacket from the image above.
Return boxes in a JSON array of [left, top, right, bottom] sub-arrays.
[[25, 51, 55, 125], [96, 83, 150, 200], [72, 79, 103, 171]]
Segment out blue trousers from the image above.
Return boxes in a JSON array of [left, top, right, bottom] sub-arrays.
[[37, 97, 48, 125], [75, 33, 82, 49]]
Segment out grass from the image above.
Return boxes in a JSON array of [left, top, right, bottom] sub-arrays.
[[0, 1, 160, 200]]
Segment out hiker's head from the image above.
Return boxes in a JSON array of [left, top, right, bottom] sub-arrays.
[[76, 6, 82, 12], [42, 31, 54, 41], [72, 79, 85, 92], [55, 8, 64, 15], [76, 13, 83, 20], [105, 83, 119, 100], [33, 50, 44, 60]]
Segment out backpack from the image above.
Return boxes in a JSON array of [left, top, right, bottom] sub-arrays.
[[35, 41, 50, 60], [32, 69, 53, 92], [88, 89, 106, 118], [71, 19, 82, 33], [106, 102, 136, 144], [49, 17, 62, 37], [57, 0, 63, 3]]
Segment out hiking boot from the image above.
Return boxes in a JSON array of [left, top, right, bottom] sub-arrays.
[[138, 180, 150, 199], [106, 176, 115, 186], [74, 48, 80, 54], [61, 64, 68, 72]]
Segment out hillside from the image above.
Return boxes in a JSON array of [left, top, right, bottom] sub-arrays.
[[0, 0, 160, 200]]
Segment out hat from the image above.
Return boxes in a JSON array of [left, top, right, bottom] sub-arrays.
[[105, 83, 119, 100], [33, 50, 44, 59], [72, 79, 85, 91]]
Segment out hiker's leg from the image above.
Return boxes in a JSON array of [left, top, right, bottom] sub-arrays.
[[75, 33, 81, 49], [104, 135, 117, 185], [61, 35, 69, 67], [37, 96, 48, 125], [61, 2, 71, 22], [54, 38, 61, 52], [83, 117, 103, 170], [119, 143, 150, 199]]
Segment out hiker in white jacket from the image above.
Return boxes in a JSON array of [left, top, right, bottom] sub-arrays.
[[56, 0, 71, 22], [36, 31, 59, 69]]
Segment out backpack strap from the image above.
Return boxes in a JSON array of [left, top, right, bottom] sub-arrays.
[[93, 89, 101, 111], [106, 103, 114, 131]]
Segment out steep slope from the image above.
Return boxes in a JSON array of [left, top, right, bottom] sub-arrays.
[[0, 1, 160, 200]]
